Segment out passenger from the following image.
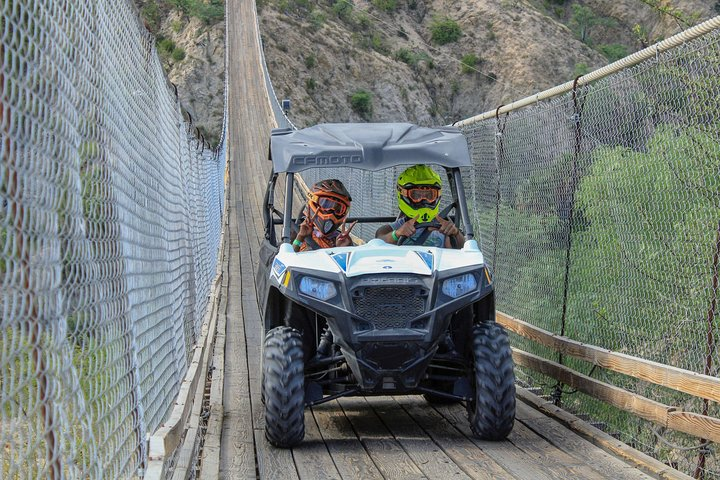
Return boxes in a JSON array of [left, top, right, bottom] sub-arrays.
[[292, 179, 356, 252], [375, 165, 464, 248]]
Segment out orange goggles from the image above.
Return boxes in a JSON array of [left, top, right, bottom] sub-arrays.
[[310, 193, 349, 217], [398, 185, 441, 204]]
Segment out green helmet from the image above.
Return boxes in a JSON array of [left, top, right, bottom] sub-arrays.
[[396, 165, 442, 223]]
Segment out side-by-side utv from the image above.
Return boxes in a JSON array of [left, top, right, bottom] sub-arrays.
[[256, 123, 515, 448]]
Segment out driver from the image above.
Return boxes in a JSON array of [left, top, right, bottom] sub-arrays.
[[375, 165, 464, 248], [292, 179, 356, 252]]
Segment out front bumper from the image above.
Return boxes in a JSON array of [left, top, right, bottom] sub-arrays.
[[275, 265, 492, 392]]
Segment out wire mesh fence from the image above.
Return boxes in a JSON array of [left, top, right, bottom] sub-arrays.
[[2, 0, 718, 476], [457, 20, 720, 480], [0, 0, 225, 478]]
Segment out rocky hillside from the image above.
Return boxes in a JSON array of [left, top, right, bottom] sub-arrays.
[[258, 0, 717, 127], [135, 0, 717, 136], [135, 0, 225, 146]]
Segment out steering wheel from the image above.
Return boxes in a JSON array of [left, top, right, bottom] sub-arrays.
[[396, 202, 457, 246]]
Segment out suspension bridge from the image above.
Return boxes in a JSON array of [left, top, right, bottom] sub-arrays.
[[1, 0, 719, 479]]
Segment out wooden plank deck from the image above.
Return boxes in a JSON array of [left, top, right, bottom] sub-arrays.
[[202, 0, 691, 478]]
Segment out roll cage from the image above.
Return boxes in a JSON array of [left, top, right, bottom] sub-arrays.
[[262, 123, 476, 247]]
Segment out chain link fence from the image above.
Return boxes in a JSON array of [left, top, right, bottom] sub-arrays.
[[0, 0, 226, 478], [457, 18, 720, 480], [2, 0, 718, 476]]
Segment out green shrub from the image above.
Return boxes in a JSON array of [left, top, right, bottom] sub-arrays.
[[598, 43, 628, 62], [306, 78, 316, 91], [355, 11, 372, 30], [350, 90, 373, 119], [141, 1, 161, 33], [371, 33, 389, 54], [394, 49, 433, 68], [171, 47, 186, 62], [372, 0, 397, 12], [460, 53, 479, 73], [157, 37, 186, 64], [305, 54, 316, 69], [333, 1, 353, 21], [430, 16, 462, 45], [395, 48, 416, 66], [171, 19, 184, 33], [309, 9, 326, 28], [158, 37, 176, 55]]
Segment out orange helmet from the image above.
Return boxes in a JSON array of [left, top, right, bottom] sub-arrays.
[[307, 179, 351, 236]]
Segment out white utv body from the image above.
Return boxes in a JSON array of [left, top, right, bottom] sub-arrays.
[[256, 123, 515, 448]]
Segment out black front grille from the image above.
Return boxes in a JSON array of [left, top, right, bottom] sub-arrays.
[[352, 285, 427, 329]]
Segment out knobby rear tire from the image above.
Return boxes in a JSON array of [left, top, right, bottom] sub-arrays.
[[467, 322, 516, 440], [262, 326, 305, 448]]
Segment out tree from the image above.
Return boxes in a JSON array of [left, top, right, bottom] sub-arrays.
[[570, 4, 614, 45]]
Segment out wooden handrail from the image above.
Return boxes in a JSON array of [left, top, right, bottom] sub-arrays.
[[497, 312, 720, 403], [512, 349, 720, 443]]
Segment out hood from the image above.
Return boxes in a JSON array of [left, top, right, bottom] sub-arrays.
[[336, 240, 434, 277], [275, 239, 485, 278]]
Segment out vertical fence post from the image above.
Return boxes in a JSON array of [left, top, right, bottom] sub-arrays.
[[694, 219, 720, 479], [492, 106, 508, 278], [554, 78, 586, 407]]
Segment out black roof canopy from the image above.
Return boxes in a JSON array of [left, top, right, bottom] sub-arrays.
[[269, 123, 472, 173]]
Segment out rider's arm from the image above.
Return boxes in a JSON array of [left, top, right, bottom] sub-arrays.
[[292, 229, 309, 252], [444, 230, 466, 249], [375, 224, 398, 244]]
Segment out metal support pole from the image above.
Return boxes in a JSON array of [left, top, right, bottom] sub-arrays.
[[452, 169, 474, 240], [282, 173, 295, 243]]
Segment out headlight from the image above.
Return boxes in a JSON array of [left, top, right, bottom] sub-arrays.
[[442, 273, 477, 298], [299, 276, 337, 301]]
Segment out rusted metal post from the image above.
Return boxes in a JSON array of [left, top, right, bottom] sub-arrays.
[[492, 106, 507, 278], [694, 219, 720, 479], [555, 78, 585, 407]]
